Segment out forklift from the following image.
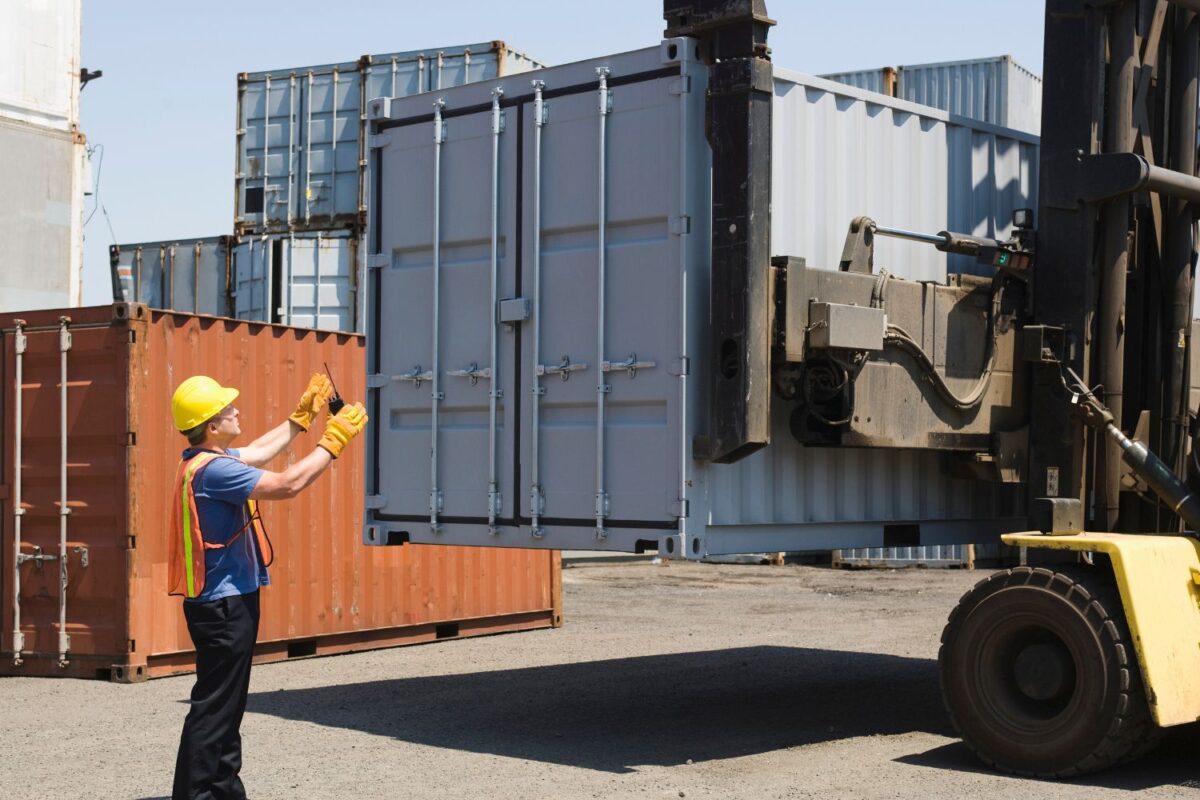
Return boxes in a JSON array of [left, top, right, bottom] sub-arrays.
[[667, 0, 1200, 777]]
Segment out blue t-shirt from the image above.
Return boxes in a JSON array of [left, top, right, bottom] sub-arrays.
[[182, 447, 268, 604]]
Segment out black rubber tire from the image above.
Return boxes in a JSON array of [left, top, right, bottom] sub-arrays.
[[939, 565, 1161, 777]]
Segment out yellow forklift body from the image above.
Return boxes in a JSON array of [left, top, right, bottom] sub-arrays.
[[1002, 531, 1200, 726]]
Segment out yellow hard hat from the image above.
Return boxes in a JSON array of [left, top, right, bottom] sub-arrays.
[[171, 375, 239, 431]]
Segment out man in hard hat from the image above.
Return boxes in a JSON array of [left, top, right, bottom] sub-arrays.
[[167, 373, 368, 800]]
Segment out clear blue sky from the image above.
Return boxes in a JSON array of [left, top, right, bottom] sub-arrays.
[[79, 0, 1046, 305]]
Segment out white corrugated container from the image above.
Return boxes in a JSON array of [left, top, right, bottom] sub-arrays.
[[235, 42, 544, 236], [0, 0, 81, 131], [817, 67, 894, 96], [0, 119, 86, 312], [363, 42, 1036, 558], [822, 56, 1042, 135], [109, 237, 233, 316], [232, 230, 359, 332], [897, 56, 1042, 134]]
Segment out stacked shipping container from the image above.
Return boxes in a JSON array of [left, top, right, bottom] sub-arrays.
[[112, 42, 544, 333]]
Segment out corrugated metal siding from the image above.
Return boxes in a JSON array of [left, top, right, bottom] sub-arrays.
[[769, 69, 1039, 281], [109, 237, 232, 316], [0, 304, 559, 680], [817, 68, 890, 95], [231, 231, 359, 332], [236, 42, 543, 235], [702, 68, 1033, 535], [897, 56, 1042, 135], [0, 120, 85, 312], [0, 0, 81, 131]]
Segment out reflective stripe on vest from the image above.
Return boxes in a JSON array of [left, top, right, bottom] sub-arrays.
[[169, 451, 272, 599]]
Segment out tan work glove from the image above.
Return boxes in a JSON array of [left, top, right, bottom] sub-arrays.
[[318, 402, 369, 458], [289, 373, 335, 431]]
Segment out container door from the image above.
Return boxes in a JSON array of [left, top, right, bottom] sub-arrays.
[[368, 45, 702, 551], [298, 67, 362, 228], [516, 68, 687, 538], [232, 238, 272, 323], [238, 75, 300, 231], [369, 96, 520, 529], [283, 234, 356, 332]]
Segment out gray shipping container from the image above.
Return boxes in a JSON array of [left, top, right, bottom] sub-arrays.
[[0, 118, 85, 312], [109, 236, 233, 316], [232, 230, 358, 332], [235, 42, 543, 236], [362, 42, 1036, 558], [898, 56, 1042, 135], [821, 56, 1042, 135]]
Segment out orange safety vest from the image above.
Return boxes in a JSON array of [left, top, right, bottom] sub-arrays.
[[167, 451, 274, 599]]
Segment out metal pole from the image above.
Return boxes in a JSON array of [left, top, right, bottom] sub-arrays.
[[430, 98, 446, 533], [436, 51, 444, 91], [530, 80, 546, 539], [331, 68, 338, 219], [314, 233, 322, 328], [1097, 0, 1137, 530], [488, 87, 504, 534], [871, 225, 948, 246], [57, 316, 72, 668], [11, 319, 26, 665], [305, 71, 313, 226], [288, 73, 297, 229], [285, 234, 294, 324], [164, 245, 173, 308], [193, 241, 201, 314], [263, 75, 271, 228], [594, 68, 611, 541]]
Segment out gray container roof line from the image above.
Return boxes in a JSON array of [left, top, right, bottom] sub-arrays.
[[787, 68, 1040, 145], [897, 54, 1039, 79], [241, 42, 545, 82]]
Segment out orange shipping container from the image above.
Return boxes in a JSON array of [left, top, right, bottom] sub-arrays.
[[1, 304, 561, 681]]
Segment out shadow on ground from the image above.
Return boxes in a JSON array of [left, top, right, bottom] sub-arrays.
[[246, 644, 1200, 789], [248, 645, 946, 774], [899, 726, 1200, 793]]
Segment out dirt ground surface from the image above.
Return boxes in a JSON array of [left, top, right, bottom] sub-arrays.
[[4, 557, 1200, 799]]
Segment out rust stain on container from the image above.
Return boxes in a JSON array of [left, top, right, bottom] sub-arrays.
[[1, 304, 560, 681]]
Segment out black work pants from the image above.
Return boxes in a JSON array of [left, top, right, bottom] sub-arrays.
[[173, 591, 261, 800]]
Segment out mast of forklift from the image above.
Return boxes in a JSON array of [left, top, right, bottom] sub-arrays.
[[1033, 0, 1199, 534]]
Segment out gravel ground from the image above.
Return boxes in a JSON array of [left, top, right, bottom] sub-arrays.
[[3, 557, 1200, 799]]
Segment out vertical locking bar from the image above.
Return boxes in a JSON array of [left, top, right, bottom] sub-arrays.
[[164, 245, 174, 309], [331, 68, 339, 218], [314, 232, 322, 327], [436, 51, 444, 91], [677, 51, 694, 539], [418, 55, 426, 93], [488, 87, 504, 533], [287, 73, 297, 228], [193, 241, 201, 314], [305, 70, 314, 226], [57, 316, 72, 667], [284, 234, 294, 324], [390, 56, 398, 97], [12, 319, 26, 664], [263, 75, 271, 228], [594, 67, 612, 540], [430, 98, 447, 532], [530, 80, 547, 538], [263, 235, 273, 325], [134, 247, 143, 303]]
